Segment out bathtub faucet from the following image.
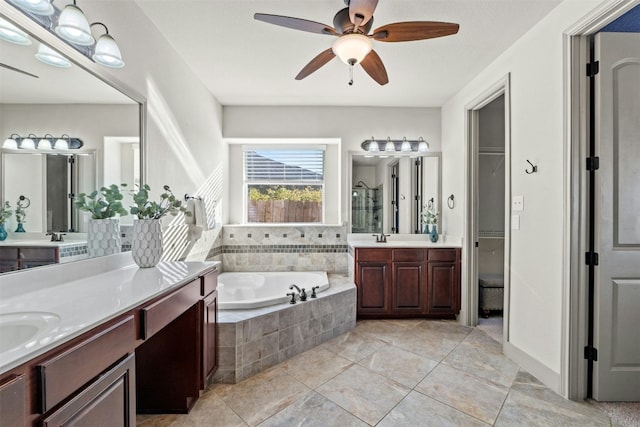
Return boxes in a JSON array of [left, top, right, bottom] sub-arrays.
[[311, 286, 320, 298], [286, 292, 297, 304], [299, 288, 307, 301], [289, 284, 301, 294]]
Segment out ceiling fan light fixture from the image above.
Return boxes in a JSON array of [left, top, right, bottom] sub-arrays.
[[55, 2, 95, 46], [35, 43, 72, 68], [332, 33, 372, 65], [7, 0, 54, 16], [0, 17, 32, 45]]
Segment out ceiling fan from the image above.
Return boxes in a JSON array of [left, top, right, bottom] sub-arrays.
[[254, 0, 459, 86]]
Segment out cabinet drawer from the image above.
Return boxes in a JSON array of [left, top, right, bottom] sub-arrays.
[[201, 270, 218, 297], [393, 249, 424, 262], [355, 248, 391, 262], [37, 316, 135, 413], [0, 247, 19, 260], [141, 279, 200, 340], [427, 248, 458, 262]]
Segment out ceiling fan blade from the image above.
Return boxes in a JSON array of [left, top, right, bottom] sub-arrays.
[[360, 50, 388, 86], [254, 13, 337, 36], [349, 0, 378, 27], [295, 48, 336, 80], [0, 63, 38, 79], [373, 21, 459, 42]]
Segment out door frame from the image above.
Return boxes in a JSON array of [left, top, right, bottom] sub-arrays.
[[565, 0, 640, 400], [464, 74, 511, 337]]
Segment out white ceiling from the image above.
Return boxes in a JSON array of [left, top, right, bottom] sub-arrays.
[[135, 0, 563, 107]]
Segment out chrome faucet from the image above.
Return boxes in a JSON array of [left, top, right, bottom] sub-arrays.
[[46, 232, 66, 242], [372, 233, 390, 243], [289, 284, 301, 293], [289, 284, 307, 301]]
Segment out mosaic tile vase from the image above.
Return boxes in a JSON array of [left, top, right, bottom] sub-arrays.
[[132, 219, 163, 268], [87, 218, 121, 258]]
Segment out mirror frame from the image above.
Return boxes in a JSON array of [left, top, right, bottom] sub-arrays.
[[347, 150, 442, 234], [0, 3, 147, 186]]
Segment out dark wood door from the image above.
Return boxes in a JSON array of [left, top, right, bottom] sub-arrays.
[[356, 262, 390, 314], [41, 354, 136, 427], [202, 290, 218, 388], [426, 260, 460, 314], [392, 262, 425, 313]]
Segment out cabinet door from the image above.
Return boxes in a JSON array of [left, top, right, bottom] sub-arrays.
[[392, 262, 425, 313], [41, 353, 136, 427], [356, 262, 390, 314], [0, 374, 25, 427], [426, 262, 461, 315], [202, 290, 218, 388]]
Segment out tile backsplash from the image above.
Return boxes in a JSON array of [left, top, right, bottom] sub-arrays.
[[215, 225, 348, 273]]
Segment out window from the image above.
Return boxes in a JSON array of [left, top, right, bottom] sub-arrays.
[[244, 147, 325, 223]]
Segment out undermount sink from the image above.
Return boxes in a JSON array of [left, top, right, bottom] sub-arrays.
[[0, 312, 60, 353]]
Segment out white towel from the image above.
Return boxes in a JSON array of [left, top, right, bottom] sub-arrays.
[[184, 198, 209, 231]]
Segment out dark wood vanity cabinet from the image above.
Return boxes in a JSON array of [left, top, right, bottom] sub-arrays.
[[0, 374, 26, 426], [0, 247, 58, 272], [354, 247, 461, 318]]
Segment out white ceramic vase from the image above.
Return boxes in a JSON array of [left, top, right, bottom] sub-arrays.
[[87, 218, 121, 258], [132, 219, 163, 268]]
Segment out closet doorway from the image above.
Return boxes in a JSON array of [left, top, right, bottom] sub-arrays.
[[466, 76, 510, 346]]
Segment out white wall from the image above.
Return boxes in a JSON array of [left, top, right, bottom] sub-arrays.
[[223, 106, 441, 228], [441, 0, 603, 389], [81, 1, 226, 226]]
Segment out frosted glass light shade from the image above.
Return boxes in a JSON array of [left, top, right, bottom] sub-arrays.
[[35, 43, 71, 68], [3, 137, 18, 149], [21, 136, 35, 149], [55, 4, 95, 46], [92, 33, 124, 68], [332, 34, 372, 65], [54, 137, 69, 150], [367, 140, 379, 153], [38, 136, 53, 150], [418, 141, 430, 152], [384, 140, 396, 153], [0, 17, 32, 45], [7, 0, 54, 16], [400, 139, 412, 153]]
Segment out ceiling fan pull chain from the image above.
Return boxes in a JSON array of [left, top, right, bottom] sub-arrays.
[[349, 64, 354, 86]]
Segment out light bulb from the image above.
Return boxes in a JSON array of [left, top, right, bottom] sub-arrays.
[[55, 4, 95, 46]]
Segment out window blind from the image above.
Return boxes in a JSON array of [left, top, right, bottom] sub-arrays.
[[244, 149, 324, 182]]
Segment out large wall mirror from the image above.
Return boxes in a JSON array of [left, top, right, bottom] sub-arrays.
[[349, 152, 441, 235], [0, 5, 144, 273]]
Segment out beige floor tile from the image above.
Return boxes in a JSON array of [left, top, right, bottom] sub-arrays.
[[358, 343, 438, 388], [415, 363, 509, 424], [316, 364, 410, 426], [213, 367, 310, 426], [320, 328, 386, 362], [355, 319, 420, 343], [257, 391, 368, 427], [179, 389, 248, 427], [136, 414, 181, 426], [378, 391, 490, 427], [443, 339, 519, 387], [278, 346, 353, 388], [496, 389, 611, 426], [392, 326, 464, 361]]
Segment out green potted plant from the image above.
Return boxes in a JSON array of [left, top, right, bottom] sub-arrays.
[[74, 184, 128, 258], [129, 184, 189, 268], [421, 205, 439, 242], [0, 201, 12, 241]]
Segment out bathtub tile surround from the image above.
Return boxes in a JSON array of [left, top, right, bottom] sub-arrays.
[[214, 274, 356, 383], [221, 225, 348, 274]]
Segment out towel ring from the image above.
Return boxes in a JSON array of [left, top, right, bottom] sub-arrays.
[[427, 198, 434, 210], [447, 194, 455, 209], [17, 195, 31, 209], [184, 194, 202, 201]]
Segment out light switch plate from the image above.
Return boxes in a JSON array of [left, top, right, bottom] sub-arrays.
[[512, 214, 520, 230], [512, 195, 524, 211]]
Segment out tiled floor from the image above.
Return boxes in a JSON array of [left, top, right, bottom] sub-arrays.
[[137, 319, 617, 426]]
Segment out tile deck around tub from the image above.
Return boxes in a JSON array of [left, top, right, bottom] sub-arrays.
[[214, 274, 356, 384]]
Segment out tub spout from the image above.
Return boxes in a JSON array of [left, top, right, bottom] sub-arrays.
[[289, 284, 301, 294]]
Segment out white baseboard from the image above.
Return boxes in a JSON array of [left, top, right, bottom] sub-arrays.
[[504, 341, 562, 395]]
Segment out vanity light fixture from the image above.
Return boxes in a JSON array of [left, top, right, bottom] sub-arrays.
[[35, 43, 72, 68], [90, 22, 124, 68], [361, 137, 430, 156], [2, 134, 83, 150], [7, 0, 54, 16], [0, 17, 32, 45], [55, 0, 95, 46]]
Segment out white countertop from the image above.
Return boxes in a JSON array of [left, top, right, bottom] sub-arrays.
[[0, 232, 88, 248], [0, 253, 219, 374], [347, 233, 462, 248]]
